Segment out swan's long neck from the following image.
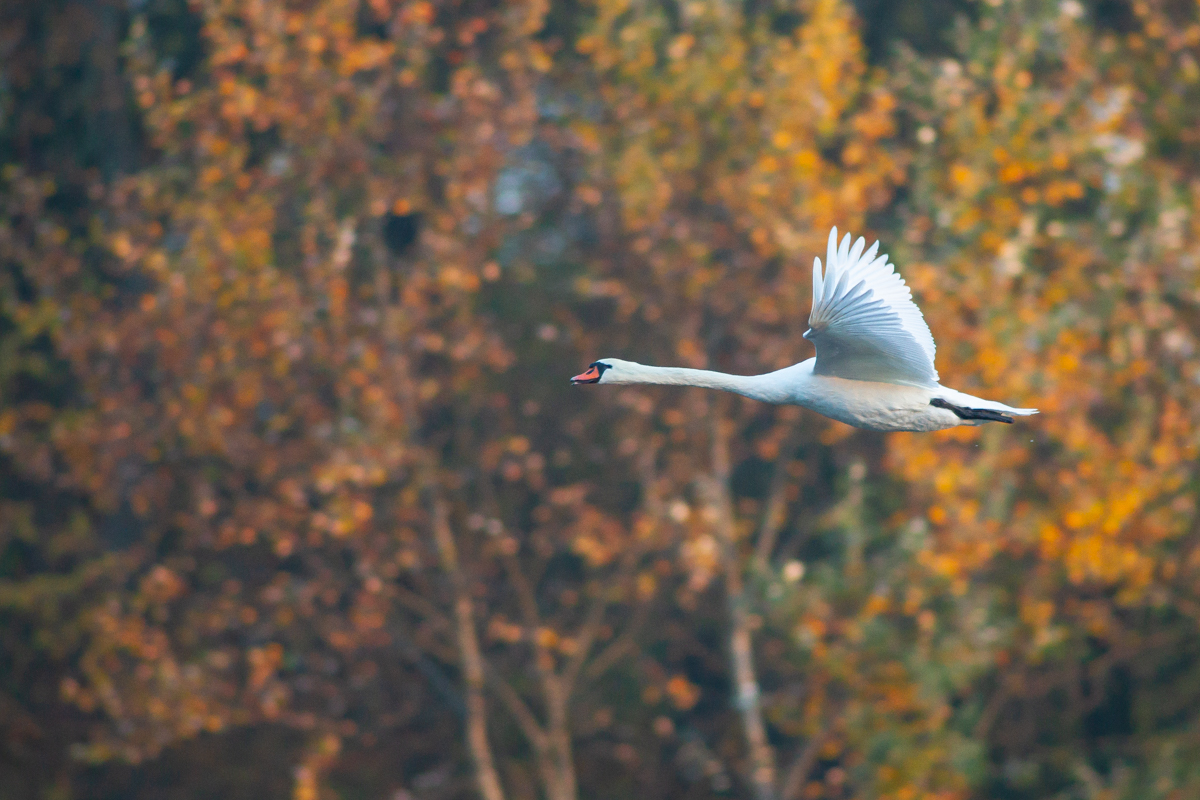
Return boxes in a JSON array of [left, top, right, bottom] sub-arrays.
[[608, 363, 786, 404]]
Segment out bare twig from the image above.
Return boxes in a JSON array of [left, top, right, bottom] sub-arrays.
[[562, 576, 620, 694], [573, 448, 665, 688], [393, 626, 466, 718], [394, 585, 454, 629], [573, 443, 661, 685], [779, 724, 834, 800], [563, 534, 647, 693], [753, 428, 799, 572], [483, 661, 548, 752], [580, 604, 649, 684]]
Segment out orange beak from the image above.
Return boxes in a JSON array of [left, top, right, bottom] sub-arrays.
[[571, 366, 602, 384]]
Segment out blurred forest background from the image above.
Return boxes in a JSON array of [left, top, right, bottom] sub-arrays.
[[3, 0, 1200, 798]]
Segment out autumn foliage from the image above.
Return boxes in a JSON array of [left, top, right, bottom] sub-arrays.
[[3, 0, 1200, 799]]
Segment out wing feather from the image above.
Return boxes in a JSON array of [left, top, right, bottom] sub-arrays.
[[812, 248, 824, 305], [805, 227, 939, 387]]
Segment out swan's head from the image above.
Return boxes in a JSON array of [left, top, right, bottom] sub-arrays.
[[570, 358, 626, 385]]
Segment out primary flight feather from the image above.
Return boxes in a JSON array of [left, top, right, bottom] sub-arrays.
[[571, 227, 1037, 432]]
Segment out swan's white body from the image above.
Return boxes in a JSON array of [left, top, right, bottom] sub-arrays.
[[573, 228, 1036, 433]]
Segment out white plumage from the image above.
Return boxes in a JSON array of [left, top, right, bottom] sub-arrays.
[[808, 228, 937, 387], [572, 227, 1037, 432]]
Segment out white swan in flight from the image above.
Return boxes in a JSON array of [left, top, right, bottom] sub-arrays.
[[572, 228, 1036, 432]]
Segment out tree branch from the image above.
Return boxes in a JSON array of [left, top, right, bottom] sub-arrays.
[[499, 535, 576, 800], [393, 625, 466, 719], [428, 485, 507, 800], [707, 408, 778, 800]]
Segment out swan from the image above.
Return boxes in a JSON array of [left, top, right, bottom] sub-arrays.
[[571, 228, 1036, 432]]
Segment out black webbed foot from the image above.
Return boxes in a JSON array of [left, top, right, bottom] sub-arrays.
[[930, 397, 1014, 424]]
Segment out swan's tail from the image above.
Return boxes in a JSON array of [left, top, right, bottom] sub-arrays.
[[932, 391, 1038, 425]]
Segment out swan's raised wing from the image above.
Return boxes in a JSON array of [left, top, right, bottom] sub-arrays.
[[805, 228, 939, 387]]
